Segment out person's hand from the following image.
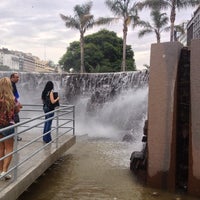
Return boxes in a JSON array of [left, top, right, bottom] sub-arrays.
[[15, 105, 21, 113], [57, 97, 60, 101], [18, 102, 23, 108], [15, 102, 23, 113]]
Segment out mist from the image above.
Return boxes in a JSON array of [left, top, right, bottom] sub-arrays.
[[75, 87, 148, 141]]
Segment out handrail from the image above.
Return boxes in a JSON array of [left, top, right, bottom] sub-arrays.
[[0, 104, 75, 184]]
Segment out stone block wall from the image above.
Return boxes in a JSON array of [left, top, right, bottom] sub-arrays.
[[147, 39, 200, 197], [188, 39, 200, 196], [147, 42, 183, 190]]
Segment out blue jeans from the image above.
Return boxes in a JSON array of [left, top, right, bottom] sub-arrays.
[[43, 106, 54, 143]]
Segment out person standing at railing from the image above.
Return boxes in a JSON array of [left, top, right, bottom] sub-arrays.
[[41, 81, 59, 143], [10, 73, 23, 141], [0, 77, 20, 180]]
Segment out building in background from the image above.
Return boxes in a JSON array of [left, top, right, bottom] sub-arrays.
[[23, 53, 35, 72], [176, 22, 188, 46], [0, 48, 59, 73], [187, 5, 200, 46], [0, 48, 20, 70]]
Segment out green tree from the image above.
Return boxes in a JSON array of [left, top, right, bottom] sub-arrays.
[[59, 42, 80, 72], [105, 0, 139, 71], [60, 1, 112, 73], [135, 9, 169, 43], [139, 0, 199, 42], [59, 29, 136, 72]]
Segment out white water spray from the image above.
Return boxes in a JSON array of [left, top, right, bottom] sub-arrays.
[[75, 87, 148, 141]]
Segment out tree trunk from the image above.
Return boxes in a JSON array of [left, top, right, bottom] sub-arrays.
[[170, 2, 176, 42], [156, 33, 160, 43], [80, 32, 85, 73], [122, 22, 127, 71]]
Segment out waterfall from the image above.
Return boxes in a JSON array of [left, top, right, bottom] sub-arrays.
[[76, 87, 148, 140], [0, 70, 149, 140]]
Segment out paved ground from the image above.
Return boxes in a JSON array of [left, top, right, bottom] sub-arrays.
[[0, 132, 76, 200]]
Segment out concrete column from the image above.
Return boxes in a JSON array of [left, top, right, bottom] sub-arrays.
[[189, 39, 200, 196], [147, 42, 183, 190]]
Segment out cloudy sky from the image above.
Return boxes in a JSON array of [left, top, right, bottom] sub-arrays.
[[0, 0, 197, 70]]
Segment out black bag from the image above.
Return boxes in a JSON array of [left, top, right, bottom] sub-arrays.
[[53, 92, 60, 108]]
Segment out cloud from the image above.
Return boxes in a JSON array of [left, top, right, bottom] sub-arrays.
[[0, 0, 197, 70]]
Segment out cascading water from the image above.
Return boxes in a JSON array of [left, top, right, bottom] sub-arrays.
[[76, 87, 148, 141], [63, 71, 149, 143], [0, 70, 149, 143]]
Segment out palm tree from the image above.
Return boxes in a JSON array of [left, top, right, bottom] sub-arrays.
[[164, 21, 186, 42], [139, 0, 199, 42], [172, 22, 186, 41], [60, 1, 112, 73], [105, 0, 140, 71], [135, 9, 169, 43]]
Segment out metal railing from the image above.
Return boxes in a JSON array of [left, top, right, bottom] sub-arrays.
[[0, 104, 75, 183]]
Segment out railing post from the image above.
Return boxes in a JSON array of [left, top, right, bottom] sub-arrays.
[[56, 109, 59, 148], [73, 106, 75, 136], [13, 126, 19, 181]]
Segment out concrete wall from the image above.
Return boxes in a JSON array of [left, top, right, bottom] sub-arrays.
[[189, 39, 200, 196], [147, 42, 183, 189]]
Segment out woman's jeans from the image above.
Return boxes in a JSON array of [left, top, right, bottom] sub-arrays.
[[43, 106, 54, 143]]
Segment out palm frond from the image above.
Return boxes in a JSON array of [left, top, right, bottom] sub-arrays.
[[95, 17, 118, 26], [60, 14, 80, 29], [139, 0, 169, 10], [135, 20, 152, 28], [60, 13, 67, 21], [74, 1, 93, 17], [151, 10, 168, 28], [177, 0, 199, 10], [81, 14, 94, 27], [138, 29, 153, 38], [105, 0, 124, 16]]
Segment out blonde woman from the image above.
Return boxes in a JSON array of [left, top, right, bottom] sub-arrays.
[[0, 77, 17, 180]]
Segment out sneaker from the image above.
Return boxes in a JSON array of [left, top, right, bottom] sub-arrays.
[[0, 172, 12, 180], [17, 136, 22, 141]]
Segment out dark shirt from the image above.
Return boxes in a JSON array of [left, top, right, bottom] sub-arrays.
[[11, 81, 20, 123], [11, 81, 19, 100]]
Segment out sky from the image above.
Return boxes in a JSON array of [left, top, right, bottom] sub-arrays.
[[0, 0, 198, 70]]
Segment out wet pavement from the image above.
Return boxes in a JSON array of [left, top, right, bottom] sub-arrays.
[[18, 136, 200, 200]]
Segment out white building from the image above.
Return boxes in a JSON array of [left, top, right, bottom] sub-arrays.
[[0, 50, 20, 70], [187, 5, 200, 46], [0, 48, 57, 72]]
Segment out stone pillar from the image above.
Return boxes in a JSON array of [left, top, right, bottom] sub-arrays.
[[188, 39, 200, 196], [147, 42, 183, 190]]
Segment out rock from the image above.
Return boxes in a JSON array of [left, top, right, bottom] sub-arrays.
[[122, 133, 134, 142]]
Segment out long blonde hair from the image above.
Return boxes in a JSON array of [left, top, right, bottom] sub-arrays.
[[0, 77, 15, 112]]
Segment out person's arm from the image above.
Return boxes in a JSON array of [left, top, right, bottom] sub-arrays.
[[14, 98, 22, 113], [49, 91, 59, 104]]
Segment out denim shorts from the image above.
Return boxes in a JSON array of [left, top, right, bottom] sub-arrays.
[[0, 124, 15, 137]]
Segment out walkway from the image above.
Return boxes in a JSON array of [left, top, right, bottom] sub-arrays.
[[0, 104, 76, 200], [0, 132, 76, 200]]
